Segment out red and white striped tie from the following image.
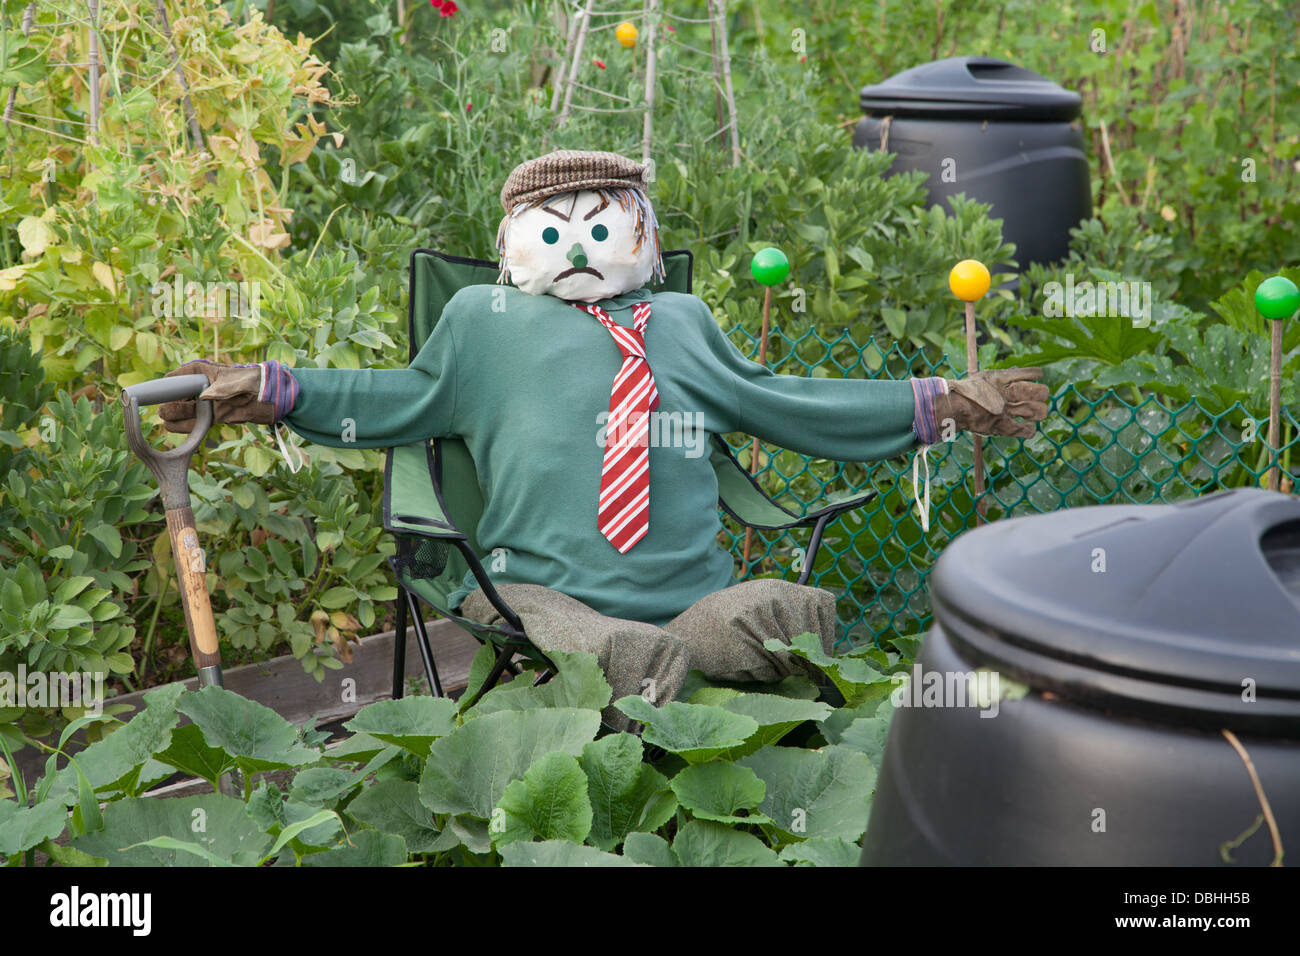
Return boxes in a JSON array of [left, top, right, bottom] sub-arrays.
[[576, 300, 657, 553]]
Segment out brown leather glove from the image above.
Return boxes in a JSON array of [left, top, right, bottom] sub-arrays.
[[932, 368, 1049, 439], [159, 360, 274, 433]]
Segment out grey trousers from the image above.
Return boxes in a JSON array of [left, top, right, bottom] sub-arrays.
[[459, 579, 838, 732]]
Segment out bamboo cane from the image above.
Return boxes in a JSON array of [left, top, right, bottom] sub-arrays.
[[743, 248, 789, 570], [742, 284, 774, 568]]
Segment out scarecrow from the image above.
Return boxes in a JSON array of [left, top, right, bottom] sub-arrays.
[[162, 150, 1048, 731]]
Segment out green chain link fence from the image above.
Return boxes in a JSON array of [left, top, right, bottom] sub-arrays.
[[721, 324, 1300, 650]]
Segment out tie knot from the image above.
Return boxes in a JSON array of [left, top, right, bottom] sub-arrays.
[[578, 302, 650, 361]]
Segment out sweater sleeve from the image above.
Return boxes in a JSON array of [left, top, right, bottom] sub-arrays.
[[695, 298, 925, 464], [281, 303, 460, 449]]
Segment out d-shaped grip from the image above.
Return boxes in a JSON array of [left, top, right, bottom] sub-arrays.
[[121, 377, 214, 507]]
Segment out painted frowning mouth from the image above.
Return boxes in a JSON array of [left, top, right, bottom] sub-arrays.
[[553, 266, 605, 281]]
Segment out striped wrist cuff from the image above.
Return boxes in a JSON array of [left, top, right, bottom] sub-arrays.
[[911, 376, 948, 445], [257, 360, 299, 421]]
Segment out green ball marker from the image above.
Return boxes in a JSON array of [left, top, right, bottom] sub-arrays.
[[1256, 275, 1299, 320], [750, 247, 790, 286]]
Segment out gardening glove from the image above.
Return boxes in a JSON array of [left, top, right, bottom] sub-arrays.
[[159, 359, 281, 433], [932, 367, 1050, 440]]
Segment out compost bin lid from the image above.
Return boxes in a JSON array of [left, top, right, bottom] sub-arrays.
[[930, 489, 1300, 731], [859, 56, 1082, 121]]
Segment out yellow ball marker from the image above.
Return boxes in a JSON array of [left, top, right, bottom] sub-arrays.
[[948, 258, 991, 301], [616, 22, 638, 48]]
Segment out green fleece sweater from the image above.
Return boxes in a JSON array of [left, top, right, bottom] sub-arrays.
[[284, 285, 921, 626]]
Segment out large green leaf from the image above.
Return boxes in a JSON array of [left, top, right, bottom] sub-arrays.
[[323, 732, 392, 764], [836, 716, 892, 771], [738, 744, 875, 843], [0, 800, 68, 856], [1000, 310, 1164, 367], [494, 751, 593, 848], [446, 814, 492, 854], [263, 808, 343, 861], [36, 838, 107, 867], [290, 746, 399, 809], [623, 831, 676, 867], [72, 795, 272, 866], [671, 820, 783, 867], [40, 683, 184, 803], [456, 643, 498, 715], [765, 634, 893, 708], [681, 672, 821, 706], [500, 840, 642, 867], [670, 762, 770, 826], [613, 697, 758, 764], [121, 835, 237, 867], [348, 780, 441, 853], [818, 696, 893, 745], [152, 723, 235, 788], [418, 707, 601, 818], [301, 830, 408, 867], [779, 836, 863, 867], [178, 686, 320, 774], [466, 650, 612, 719], [343, 696, 458, 756], [579, 734, 675, 851], [717, 693, 834, 758]]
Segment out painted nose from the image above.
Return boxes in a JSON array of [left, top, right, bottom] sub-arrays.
[[566, 243, 588, 269]]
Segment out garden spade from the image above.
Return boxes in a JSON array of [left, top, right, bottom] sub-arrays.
[[121, 374, 224, 690]]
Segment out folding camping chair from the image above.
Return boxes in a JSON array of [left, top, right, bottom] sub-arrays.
[[385, 248, 878, 708]]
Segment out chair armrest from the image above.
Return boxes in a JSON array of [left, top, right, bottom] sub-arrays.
[[797, 490, 878, 527], [390, 512, 467, 540], [793, 495, 877, 586]]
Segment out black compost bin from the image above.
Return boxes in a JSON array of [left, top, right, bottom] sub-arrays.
[[853, 56, 1090, 266], [862, 488, 1300, 866]]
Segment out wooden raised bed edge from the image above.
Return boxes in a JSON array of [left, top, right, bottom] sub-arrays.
[[11, 618, 483, 788]]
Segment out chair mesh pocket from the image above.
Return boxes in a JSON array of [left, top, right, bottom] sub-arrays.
[[394, 534, 450, 582]]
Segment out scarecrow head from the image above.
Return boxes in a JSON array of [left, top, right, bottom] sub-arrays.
[[496, 149, 666, 302]]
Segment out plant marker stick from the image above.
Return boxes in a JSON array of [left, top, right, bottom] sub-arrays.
[[744, 248, 790, 569], [1254, 275, 1299, 492], [1271, 318, 1282, 492], [949, 259, 991, 523]]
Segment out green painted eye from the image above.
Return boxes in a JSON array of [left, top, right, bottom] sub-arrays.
[[591, 223, 609, 241], [542, 227, 559, 244]]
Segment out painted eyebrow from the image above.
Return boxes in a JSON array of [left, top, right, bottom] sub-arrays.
[[583, 196, 610, 221], [541, 206, 570, 222]]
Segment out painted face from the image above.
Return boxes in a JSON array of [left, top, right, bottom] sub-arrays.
[[502, 189, 655, 302]]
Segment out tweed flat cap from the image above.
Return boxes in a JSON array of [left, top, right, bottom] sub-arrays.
[[500, 149, 651, 212]]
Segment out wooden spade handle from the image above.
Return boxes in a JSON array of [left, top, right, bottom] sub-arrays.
[[165, 505, 220, 668]]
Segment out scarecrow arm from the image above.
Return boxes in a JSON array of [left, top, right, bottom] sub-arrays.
[[282, 303, 461, 449], [695, 299, 939, 464]]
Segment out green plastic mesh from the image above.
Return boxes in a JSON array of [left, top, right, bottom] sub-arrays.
[[719, 325, 1300, 651]]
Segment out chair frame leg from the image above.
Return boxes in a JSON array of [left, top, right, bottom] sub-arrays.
[[392, 586, 409, 700], [398, 587, 445, 698]]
